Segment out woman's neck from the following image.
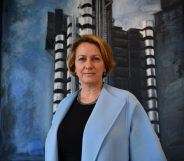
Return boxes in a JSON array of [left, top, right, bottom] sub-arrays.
[[79, 82, 103, 104]]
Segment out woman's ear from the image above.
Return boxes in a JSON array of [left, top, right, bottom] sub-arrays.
[[74, 71, 77, 77], [74, 67, 77, 76], [103, 69, 107, 78]]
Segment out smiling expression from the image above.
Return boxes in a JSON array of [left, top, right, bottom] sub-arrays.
[[75, 42, 106, 86]]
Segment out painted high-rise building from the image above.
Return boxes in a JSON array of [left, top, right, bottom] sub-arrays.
[[53, 34, 66, 112], [110, 20, 159, 134], [78, 0, 94, 35], [76, 0, 112, 41], [46, 9, 68, 113], [154, 0, 184, 159], [109, 26, 129, 90], [141, 20, 159, 134], [94, 0, 113, 43], [66, 16, 79, 95]]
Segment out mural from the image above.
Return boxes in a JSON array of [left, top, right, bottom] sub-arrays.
[[0, 0, 183, 161]]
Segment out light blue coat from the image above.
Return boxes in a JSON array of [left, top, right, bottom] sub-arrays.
[[45, 84, 167, 161]]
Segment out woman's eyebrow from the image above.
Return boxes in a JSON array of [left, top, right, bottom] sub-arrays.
[[76, 55, 86, 57]]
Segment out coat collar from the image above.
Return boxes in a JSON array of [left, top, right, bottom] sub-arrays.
[[51, 92, 78, 131], [45, 92, 78, 161], [81, 84, 126, 161]]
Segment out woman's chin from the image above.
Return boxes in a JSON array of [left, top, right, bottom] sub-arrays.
[[80, 79, 102, 86]]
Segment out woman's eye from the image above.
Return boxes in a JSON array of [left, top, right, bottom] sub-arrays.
[[77, 56, 101, 62], [92, 57, 101, 61], [78, 57, 86, 61]]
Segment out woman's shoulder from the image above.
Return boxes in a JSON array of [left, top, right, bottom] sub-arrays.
[[53, 91, 79, 118], [104, 84, 141, 106], [104, 84, 132, 98], [58, 91, 78, 105]]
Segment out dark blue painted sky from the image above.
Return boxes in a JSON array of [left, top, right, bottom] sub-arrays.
[[1, 0, 62, 154]]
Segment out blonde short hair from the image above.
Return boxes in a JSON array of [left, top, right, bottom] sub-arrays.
[[67, 34, 116, 77]]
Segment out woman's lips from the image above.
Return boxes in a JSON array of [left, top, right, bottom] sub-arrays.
[[83, 73, 95, 75]]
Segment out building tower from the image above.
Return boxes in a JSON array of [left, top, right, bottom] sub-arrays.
[[154, 0, 184, 159], [53, 34, 66, 112], [110, 26, 129, 90], [53, 10, 67, 112], [110, 21, 160, 133], [78, 0, 94, 36], [45, 9, 67, 113], [140, 20, 159, 134], [127, 28, 147, 106], [66, 16, 79, 94], [77, 0, 112, 41], [95, 0, 113, 43]]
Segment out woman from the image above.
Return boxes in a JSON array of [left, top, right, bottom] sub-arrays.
[[45, 34, 167, 161]]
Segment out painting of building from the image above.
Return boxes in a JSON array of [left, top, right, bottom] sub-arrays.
[[0, 0, 183, 160]]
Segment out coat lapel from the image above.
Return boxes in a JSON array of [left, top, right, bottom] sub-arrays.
[[52, 92, 78, 130], [81, 84, 126, 161], [45, 92, 78, 161]]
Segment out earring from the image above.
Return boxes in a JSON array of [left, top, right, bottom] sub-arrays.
[[103, 72, 107, 77], [74, 72, 78, 77]]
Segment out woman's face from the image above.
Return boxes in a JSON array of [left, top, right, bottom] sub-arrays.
[[75, 42, 106, 87]]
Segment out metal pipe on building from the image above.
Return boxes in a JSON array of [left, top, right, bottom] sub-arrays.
[[53, 34, 65, 112], [141, 20, 160, 134]]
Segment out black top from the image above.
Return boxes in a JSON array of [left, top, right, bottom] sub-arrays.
[[57, 97, 95, 161]]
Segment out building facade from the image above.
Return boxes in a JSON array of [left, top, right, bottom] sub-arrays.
[[110, 21, 159, 134], [154, 0, 184, 160]]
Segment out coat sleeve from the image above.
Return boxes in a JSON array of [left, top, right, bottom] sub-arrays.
[[128, 93, 167, 161]]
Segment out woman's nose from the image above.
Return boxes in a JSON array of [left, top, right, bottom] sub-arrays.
[[85, 60, 93, 69]]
